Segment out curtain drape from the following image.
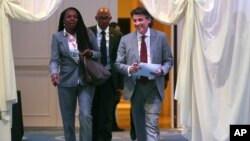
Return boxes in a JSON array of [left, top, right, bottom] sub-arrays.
[[141, 0, 250, 141], [0, 0, 62, 140]]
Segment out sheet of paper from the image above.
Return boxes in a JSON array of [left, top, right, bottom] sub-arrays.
[[134, 63, 161, 77]]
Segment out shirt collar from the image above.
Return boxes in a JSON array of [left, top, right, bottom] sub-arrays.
[[97, 25, 109, 34], [137, 28, 150, 39], [63, 28, 76, 37]]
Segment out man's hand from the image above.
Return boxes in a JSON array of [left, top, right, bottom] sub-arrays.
[[129, 63, 139, 74], [117, 89, 124, 96], [150, 68, 164, 77]]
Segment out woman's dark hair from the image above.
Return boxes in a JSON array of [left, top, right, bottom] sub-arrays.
[[58, 7, 90, 51], [130, 7, 154, 28]]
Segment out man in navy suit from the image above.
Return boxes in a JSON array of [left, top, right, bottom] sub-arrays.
[[89, 7, 123, 141], [115, 7, 173, 141]]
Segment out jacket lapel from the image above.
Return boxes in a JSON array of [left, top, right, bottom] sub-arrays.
[[132, 32, 139, 62], [91, 27, 98, 36], [60, 32, 71, 57], [109, 29, 114, 56], [149, 29, 157, 63]]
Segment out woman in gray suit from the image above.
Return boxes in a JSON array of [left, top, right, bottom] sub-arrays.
[[49, 7, 100, 141]]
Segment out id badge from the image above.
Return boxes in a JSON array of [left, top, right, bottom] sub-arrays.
[[72, 49, 79, 61]]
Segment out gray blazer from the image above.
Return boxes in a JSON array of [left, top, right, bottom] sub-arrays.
[[50, 29, 100, 87], [115, 28, 173, 100]]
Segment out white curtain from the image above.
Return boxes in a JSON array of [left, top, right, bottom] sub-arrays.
[[0, 0, 62, 140], [141, 0, 250, 141]]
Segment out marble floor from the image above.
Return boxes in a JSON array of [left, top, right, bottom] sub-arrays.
[[22, 128, 188, 141]]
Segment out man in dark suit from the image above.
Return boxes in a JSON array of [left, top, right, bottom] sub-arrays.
[[89, 7, 123, 141], [109, 22, 125, 132], [115, 7, 174, 141]]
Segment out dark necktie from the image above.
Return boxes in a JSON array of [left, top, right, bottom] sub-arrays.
[[139, 35, 148, 84], [140, 35, 147, 63], [100, 31, 107, 65]]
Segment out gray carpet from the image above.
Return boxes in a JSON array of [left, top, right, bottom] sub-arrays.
[[22, 128, 187, 141]]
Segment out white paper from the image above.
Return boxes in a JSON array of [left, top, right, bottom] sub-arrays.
[[134, 63, 161, 77]]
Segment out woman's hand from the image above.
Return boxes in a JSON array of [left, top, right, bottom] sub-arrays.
[[51, 73, 59, 86], [82, 49, 93, 58]]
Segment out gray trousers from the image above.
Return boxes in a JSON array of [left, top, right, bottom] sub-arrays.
[[131, 81, 162, 141], [58, 85, 95, 141]]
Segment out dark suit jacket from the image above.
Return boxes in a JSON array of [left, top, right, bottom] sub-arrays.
[[89, 26, 123, 90]]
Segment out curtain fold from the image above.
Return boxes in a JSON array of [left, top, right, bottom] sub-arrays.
[[4, 0, 62, 21], [141, 0, 250, 141], [0, 0, 62, 140]]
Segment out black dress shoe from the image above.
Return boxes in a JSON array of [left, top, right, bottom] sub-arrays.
[[112, 127, 125, 132]]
